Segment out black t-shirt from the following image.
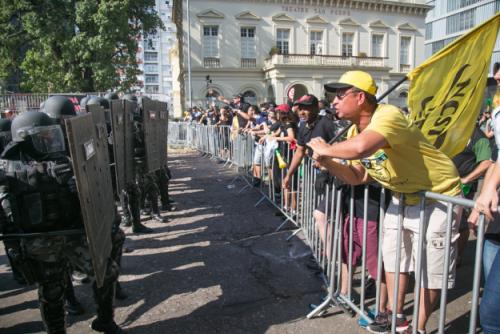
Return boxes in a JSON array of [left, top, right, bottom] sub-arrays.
[[297, 117, 338, 155], [269, 122, 281, 132], [231, 102, 250, 128]]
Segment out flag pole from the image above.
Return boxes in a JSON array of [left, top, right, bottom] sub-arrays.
[[377, 76, 408, 103]]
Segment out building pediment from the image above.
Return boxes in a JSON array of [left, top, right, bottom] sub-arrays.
[[398, 22, 417, 31], [272, 13, 295, 23], [306, 15, 328, 25], [369, 20, 389, 29], [339, 18, 360, 26], [196, 9, 225, 19], [235, 11, 260, 21]]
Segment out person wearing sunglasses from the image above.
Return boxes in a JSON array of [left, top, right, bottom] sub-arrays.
[[308, 71, 462, 334]]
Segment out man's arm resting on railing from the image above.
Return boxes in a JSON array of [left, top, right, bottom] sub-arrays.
[[283, 145, 305, 189], [316, 155, 372, 185], [308, 130, 389, 160]]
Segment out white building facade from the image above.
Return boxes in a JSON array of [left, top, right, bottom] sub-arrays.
[[172, 0, 430, 115], [136, 0, 177, 108], [424, 0, 500, 75]]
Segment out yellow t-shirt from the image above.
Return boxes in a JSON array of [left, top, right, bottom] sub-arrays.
[[348, 104, 462, 205]]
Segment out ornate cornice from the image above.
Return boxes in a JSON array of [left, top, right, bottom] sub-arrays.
[[214, 0, 431, 17]]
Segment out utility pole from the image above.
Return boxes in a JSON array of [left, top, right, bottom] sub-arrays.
[[186, 0, 192, 108]]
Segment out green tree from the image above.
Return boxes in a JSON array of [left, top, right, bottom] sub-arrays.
[[0, 0, 163, 93]]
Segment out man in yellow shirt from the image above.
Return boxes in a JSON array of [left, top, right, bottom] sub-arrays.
[[308, 71, 462, 334]]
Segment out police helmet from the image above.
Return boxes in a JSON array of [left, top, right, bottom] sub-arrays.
[[104, 92, 119, 100], [80, 95, 93, 110], [11, 111, 65, 155], [42, 96, 76, 121], [87, 96, 110, 109], [122, 93, 138, 102]]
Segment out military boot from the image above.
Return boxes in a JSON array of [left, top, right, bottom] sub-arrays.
[[132, 221, 153, 234], [91, 282, 123, 334], [131, 197, 153, 233], [39, 280, 66, 334]]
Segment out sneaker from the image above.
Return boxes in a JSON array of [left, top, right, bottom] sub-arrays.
[[399, 325, 425, 334], [367, 311, 409, 333], [358, 308, 376, 328], [151, 213, 167, 223], [121, 216, 132, 227]]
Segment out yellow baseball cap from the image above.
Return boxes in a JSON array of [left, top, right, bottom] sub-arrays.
[[324, 71, 378, 96]]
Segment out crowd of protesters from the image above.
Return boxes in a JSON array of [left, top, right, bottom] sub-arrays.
[[181, 61, 500, 334]]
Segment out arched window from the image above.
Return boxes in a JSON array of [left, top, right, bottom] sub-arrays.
[[287, 84, 308, 102]]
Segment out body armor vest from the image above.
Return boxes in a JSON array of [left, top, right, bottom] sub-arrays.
[[1, 159, 83, 233]]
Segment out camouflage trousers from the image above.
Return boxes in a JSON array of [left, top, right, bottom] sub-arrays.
[[16, 235, 119, 333], [21, 234, 119, 283]]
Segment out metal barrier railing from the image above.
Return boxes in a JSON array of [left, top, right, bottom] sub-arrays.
[[175, 121, 488, 334]]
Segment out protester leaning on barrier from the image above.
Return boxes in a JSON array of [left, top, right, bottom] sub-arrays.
[[452, 124, 493, 266], [308, 71, 463, 334], [468, 161, 500, 334], [275, 106, 299, 213], [467, 64, 500, 334]]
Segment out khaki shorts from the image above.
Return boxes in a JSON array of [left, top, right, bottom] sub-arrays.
[[382, 196, 462, 289]]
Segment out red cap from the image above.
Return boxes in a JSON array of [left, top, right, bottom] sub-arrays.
[[275, 103, 290, 113]]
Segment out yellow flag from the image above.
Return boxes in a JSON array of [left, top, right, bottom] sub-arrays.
[[408, 13, 500, 158]]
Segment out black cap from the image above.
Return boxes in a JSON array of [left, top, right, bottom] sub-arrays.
[[293, 94, 319, 107], [494, 62, 500, 75], [324, 82, 353, 93]]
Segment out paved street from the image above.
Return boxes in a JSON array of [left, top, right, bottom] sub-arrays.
[[0, 150, 478, 333]]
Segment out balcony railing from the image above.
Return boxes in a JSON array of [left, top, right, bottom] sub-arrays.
[[241, 58, 257, 68], [399, 64, 411, 73], [264, 54, 386, 68], [204, 57, 220, 68]]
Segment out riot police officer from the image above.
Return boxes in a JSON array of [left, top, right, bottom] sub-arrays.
[[120, 94, 156, 232], [0, 117, 26, 285], [43, 96, 128, 302], [134, 97, 166, 223], [0, 111, 122, 333]]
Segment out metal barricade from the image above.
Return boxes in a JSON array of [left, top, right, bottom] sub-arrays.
[[181, 122, 488, 334]]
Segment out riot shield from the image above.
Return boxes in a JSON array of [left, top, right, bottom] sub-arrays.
[[65, 108, 115, 288], [109, 100, 135, 193], [142, 97, 162, 172], [158, 101, 169, 168]]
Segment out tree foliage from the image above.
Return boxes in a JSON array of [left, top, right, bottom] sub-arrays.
[[0, 0, 163, 93]]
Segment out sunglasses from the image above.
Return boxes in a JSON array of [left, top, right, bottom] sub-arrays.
[[336, 90, 359, 100]]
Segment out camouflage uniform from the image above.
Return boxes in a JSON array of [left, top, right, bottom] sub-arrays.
[[0, 155, 120, 334]]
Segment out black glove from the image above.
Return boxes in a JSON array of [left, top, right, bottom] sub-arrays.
[[67, 176, 78, 194], [44, 161, 72, 184]]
